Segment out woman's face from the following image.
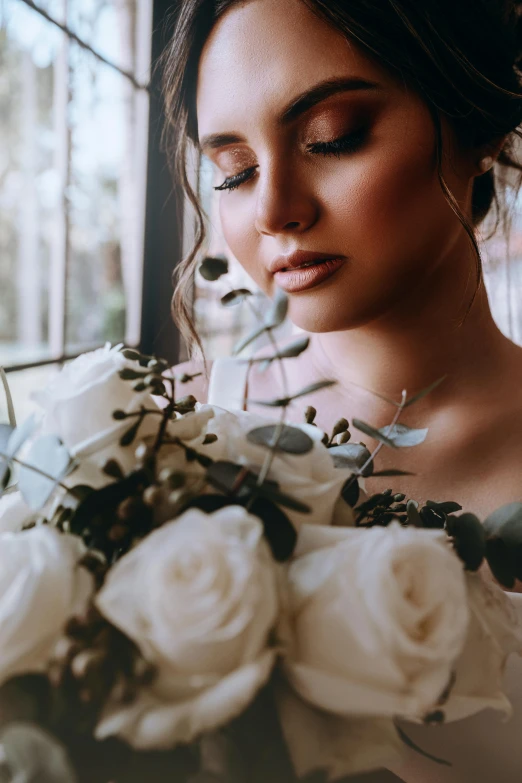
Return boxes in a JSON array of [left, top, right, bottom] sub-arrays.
[[196, 0, 475, 332]]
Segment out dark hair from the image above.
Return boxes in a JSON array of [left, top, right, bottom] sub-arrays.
[[160, 0, 522, 353]]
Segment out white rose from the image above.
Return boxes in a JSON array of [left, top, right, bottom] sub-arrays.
[[276, 680, 402, 781], [31, 344, 160, 478], [95, 506, 279, 749], [433, 572, 522, 721], [30, 346, 214, 489], [0, 526, 93, 684], [0, 491, 36, 533], [283, 522, 470, 720], [195, 405, 349, 529]]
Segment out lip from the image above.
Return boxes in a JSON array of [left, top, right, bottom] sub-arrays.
[[270, 251, 347, 293]]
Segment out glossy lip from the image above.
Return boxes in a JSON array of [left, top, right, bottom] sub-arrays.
[[269, 250, 345, 274], [270, 251, 347, 293]]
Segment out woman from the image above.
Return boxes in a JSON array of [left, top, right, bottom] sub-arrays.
[[161, 1, 522, 779]]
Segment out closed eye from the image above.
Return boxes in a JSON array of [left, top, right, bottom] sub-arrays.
[[213, 127, 368, 192]]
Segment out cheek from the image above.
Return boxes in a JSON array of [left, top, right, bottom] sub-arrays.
[[219, 199, 267, 286]]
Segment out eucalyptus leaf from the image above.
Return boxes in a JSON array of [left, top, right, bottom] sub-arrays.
[[265, 287, 288, 328], [483, 502, 522, 538], [341, 477, 360, 507], [242, 336, 311, 365], [328, 442, 374, 476], [406, 499, 423, 527], [377, 422, 428, 447], [485, 537, 516, 589], [291, 379, 337, 400], [0, 424, 14, 488], [0, 723, 77, 783], [250, 496, 297, 560], [254, 484, 310, 514], [199, 256, 229, 281], [233, 324, 268, 356], [404, 375, 448, 408], [118, 368, 147, 381], [426, 500, 462, 514], [6, 414, 38, 458], [0, 368, 16, 428], [247, 424, 314, 455], [206, 461, 257, 497], [352, 418, 398, 449], [19, 436, 73, 511], [482, 502, 522, 580], [221, 288, 253, 307], [446, 513, 486, 571]]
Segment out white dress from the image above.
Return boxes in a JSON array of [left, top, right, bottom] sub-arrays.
[[207, 357, 522, 783]]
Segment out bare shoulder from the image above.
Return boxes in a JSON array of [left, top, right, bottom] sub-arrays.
[[169, 358, 213, 405]]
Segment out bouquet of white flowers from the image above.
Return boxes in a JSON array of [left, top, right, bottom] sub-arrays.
[[0, 276, 521, 783]]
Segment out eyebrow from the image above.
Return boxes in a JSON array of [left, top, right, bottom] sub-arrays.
[[198, 76, 381, 153]]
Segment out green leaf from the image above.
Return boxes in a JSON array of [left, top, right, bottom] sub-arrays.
[[341, 477, 360, 507], [265, 287, 288, 328], [247, 424, 314, 455], [328, 443, 373, 476], [199, 256, 229, 281], [119, 416, 144, 447], [378, 423, 428, 448], [0, 367, 16, 428], [485, 537, 516, 589], [483, 502, 522, 538], [242, 336, 311, 365], [118, 368, 147, 381], [246, 397, 292, 408], [0, 423, 14, 487], [7, 414, 38, 458], [352, 418, 398, 449], [254, 484, 310, 514], [406, 499, 423, 527], [233, 324, 268, 356], [102, 459, 125, 481], [221, 288, 253, 307], [19, 436, 73, 511], [446, 513, 486, 571], [121, 348, 141, 361], [404, 375, 448, 408], [248, 496, 297, 561], [292, 379, 337, 399], [426, 500, 462, 514]]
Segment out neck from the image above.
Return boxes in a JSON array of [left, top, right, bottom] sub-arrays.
[[312, 246, 517, 418]]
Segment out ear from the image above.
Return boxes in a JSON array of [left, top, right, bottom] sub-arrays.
[[473, 135, 508, 176]]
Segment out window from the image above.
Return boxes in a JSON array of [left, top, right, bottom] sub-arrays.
[[0, 0, 152, 420]]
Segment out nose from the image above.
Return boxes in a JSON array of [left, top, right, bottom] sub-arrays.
[[254, 162, 319, 236]]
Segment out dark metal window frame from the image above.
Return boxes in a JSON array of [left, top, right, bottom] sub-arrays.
[[3, 0, 185, 374]]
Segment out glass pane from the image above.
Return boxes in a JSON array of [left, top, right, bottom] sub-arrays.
[[30, 0, 152, 82], [482, 186, 522, 345], [0, 0, 64, 367], [0, 0, 151, 368], [66, 39, 148, 351], [0, 364, 60, 425]]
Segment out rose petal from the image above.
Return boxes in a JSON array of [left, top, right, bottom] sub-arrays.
[[96, 650, 276, 749], [276, 681, 403, 781]]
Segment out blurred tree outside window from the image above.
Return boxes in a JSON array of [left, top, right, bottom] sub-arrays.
[[0, 0, 152, 423]]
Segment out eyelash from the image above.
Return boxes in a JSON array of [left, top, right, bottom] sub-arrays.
[[213, 128, 367, 192]]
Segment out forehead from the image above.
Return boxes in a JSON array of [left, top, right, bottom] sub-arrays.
[[196, 0, 394, 139]]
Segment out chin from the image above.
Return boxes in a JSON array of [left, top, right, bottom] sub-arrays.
[[287, 294, 376, 333]]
